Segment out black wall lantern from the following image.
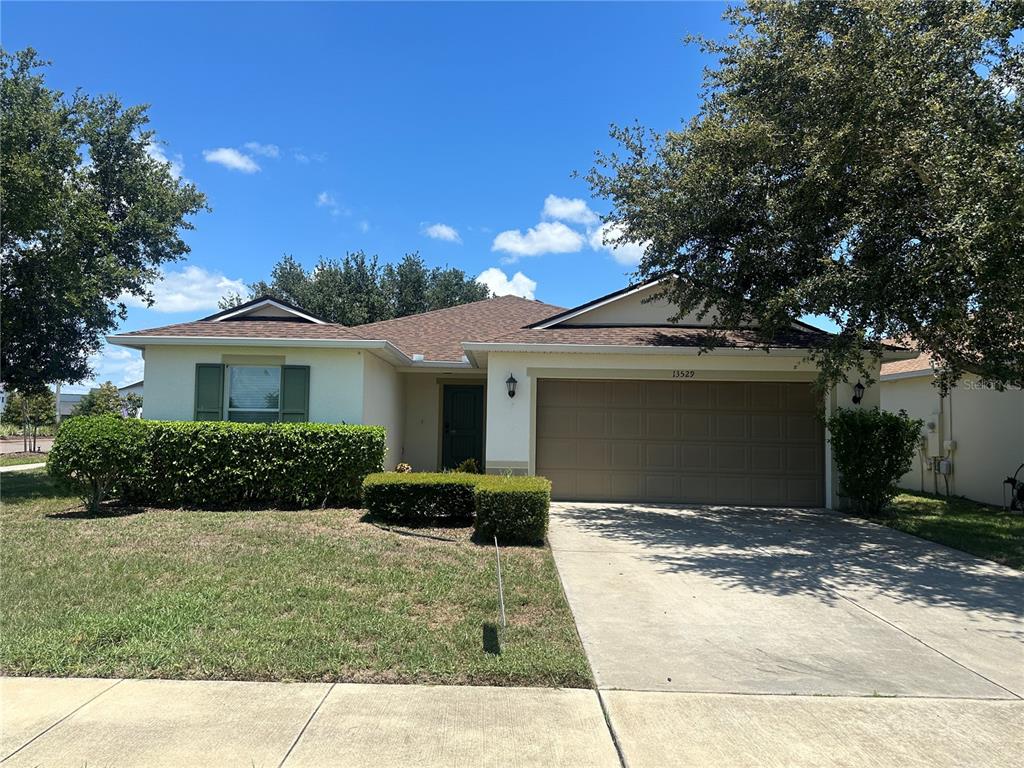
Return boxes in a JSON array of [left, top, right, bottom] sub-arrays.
[[506, 373, 518, 399], [852, 380, 865, 405]]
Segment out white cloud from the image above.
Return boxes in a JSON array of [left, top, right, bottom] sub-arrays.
[[542, 194, 599, 225], [243, 141, 280, 158], [588, 222, 648, 266], [144, 141, 184, 180], [476, 267, 537, 300], [358, 220, 370, 233], [491, 221, 584, 260], [203, 147, 260, 173], [293, 150, 325, 164], [422, 222, 462, 243], [316, 191, 349, 217], [121, 265, 248, 313], [64, 344, 146, 393]]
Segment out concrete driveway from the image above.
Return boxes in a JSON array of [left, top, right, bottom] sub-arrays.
[[550, 502, 1024, 766]]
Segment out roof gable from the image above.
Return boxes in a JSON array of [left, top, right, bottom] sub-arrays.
[[201, 295, 328, 324]]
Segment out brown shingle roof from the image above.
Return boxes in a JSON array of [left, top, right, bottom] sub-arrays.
[[481, 325, 834, 349], [880, 351, 933, 377], [117, 319, 363, 340], [352, 295, 565, 361]]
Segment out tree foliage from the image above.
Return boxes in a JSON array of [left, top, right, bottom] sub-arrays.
[[587, 1, 1023, 390], [71, 381, 140, 418], [2, 389, 55, 428], [223, 252, 491, 325], [1, 48, 207, 393]]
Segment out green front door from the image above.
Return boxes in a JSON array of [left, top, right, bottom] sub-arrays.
[[441, 385, 484, 470]]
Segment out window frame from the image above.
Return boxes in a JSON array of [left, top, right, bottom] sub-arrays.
[[224, 364, 283, 422]]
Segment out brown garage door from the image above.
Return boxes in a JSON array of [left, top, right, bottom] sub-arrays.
[[536, 379, 824, 506]]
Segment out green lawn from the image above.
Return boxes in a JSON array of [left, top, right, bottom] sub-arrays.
[[0, 471, 590, 687], [879, 491, 1024, 570], [0, 453, 48, 467]]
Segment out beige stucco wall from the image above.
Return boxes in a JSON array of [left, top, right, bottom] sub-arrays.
[[140, 344, 365, 424], [362, 353, 404, 469], [562, 284, 757, 327], [881, 374, 1024, 506], [400, 371, 487, 471]]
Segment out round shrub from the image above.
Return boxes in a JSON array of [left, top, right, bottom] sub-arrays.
[[826, 407, 923, 515]]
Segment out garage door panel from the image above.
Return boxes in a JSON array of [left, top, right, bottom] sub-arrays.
[[787, 414, 819, 441], [610, 441, 642, 469], [609, 473, 642, 499], [536, 379, 823, 506], [681, 382, 712, 408], [536, 437, 576, 468], [645, 443, 676, 470], [537, 407, 576, 438], [611, 410, 643, 438], [644, 381, 678, 407], [682, 413, 711, 438], [576, 470, 611, 499], [644, 473, 678, 500], [681, 444, 712, 471], [716, 382, 747, 409], [751, 413, 782, 440], [749, 382, 782, 410], [578, 440, 609, 469], [646, 411, 679, 439], [715, 413, 748, 440], [577, 380, 607, 407], [577, 410, 608, 438], [751, 445, 784, 472], [716, 445, 748, 472]]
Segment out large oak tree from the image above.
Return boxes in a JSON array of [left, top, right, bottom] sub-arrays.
[[587, 1, 1023, 390], [1, 49, 206, 392]]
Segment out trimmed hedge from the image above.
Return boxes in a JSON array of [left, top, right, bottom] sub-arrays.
[[47, 415, 150, 513], [361, 472, 552, 543], [48, 417, 386, 509], [362, 472, 479, 523], [474, 476, 551, 544]]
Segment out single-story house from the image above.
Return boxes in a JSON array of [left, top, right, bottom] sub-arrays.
[[108, 277, 914, 509], [881, 351, 1024, 507]]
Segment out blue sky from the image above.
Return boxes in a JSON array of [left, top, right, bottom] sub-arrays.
[[5, 2, 737, 390]]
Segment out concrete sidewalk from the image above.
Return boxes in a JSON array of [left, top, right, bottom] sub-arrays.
[[0, 677, 620, 767], [0, 463, 46, 474]]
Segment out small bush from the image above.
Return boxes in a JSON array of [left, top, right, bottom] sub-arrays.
[[455, 457, 481, 474], [48, 417, 386, 510], [47, 416, 149, 513], [474, 476, 551, 544], [826, 407, 923, 515], [362, 472, 478, 523]]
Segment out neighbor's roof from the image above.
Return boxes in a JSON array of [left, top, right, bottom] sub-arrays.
[[880, 350, 933, 378], [351, 295, 565, 362]]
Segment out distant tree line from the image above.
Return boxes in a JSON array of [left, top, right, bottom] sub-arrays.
[[219, 252, 491, 326]]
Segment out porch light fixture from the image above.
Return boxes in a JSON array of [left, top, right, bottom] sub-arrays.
[[852, 380, 865, 405], [506, 374, 518, 399]]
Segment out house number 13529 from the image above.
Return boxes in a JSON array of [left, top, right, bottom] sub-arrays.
[[671, 370, 696, 378]]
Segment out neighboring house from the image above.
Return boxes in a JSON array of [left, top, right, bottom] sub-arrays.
[[56, 392, 85, 418], [881, 351, 1024, 507], [108, 278, 913, 509], [119, 380, 144, 398]]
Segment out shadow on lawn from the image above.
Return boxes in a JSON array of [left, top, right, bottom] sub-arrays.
[[47, 503, 147, 520], [554, 503, 1023, 619]]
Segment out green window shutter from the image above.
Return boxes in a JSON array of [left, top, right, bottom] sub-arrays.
[[194, 364, 225, 421], [280, 365, 310, 422]]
